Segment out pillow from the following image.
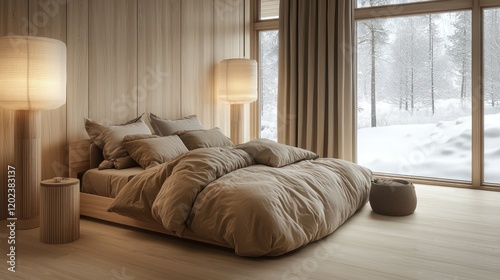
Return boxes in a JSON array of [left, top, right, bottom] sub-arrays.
[[85, 115, 143, 149], [176, 128, 233, 150], [100, 120, 152, 159], [113, 156, 138, 169], [89, 143, 105, 169], [149, 113, 204, 136], [123, 135, 189, 169], [235, 138, 319, 167]]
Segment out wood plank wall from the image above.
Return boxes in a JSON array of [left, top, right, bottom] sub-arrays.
[[0, 0, 248, 220]]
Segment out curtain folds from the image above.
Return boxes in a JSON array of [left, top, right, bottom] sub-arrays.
[[278, 0, 354, 161]]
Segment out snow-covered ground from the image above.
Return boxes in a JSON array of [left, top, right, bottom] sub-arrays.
[[358, 112, 500, 183]]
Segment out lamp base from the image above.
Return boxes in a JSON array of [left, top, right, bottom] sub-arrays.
[[14, 110, 41, 229], [16, 217, 40, 230], [230, 104, 245, 145]]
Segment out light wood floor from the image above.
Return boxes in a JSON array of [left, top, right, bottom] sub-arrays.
[[1, 184, 499, 280]]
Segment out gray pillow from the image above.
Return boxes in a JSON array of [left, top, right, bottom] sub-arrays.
[[149, 113, 204, 136], [235, 138, 318, 167], [176, 128, 233, 150], [123, 135, 189, 169], [85, 115, 143, 149]]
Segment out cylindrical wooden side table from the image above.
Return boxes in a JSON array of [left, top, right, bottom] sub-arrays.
[[40, 178, 80, 244]]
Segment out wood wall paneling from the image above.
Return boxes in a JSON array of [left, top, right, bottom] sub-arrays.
[[89, 0, 138, 124], [67, 0, 89, 141], [0, 0, 247, 221], [0, 0, 29, 221], [137, 0, 181, 119], [28, 0, 68, 180], [213, 0, 246, 136], [181, 0, 215, 128]]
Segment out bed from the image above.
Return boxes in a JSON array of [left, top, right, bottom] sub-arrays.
[[70, 115, 372, 257]]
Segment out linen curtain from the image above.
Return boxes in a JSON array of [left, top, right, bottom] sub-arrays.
[[278, 0, 354, 161]]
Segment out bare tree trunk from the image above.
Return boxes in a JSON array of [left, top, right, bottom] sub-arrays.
[[460, 26, 467, 102], [460, 59, 466, 101], [371, 26, 377, 127], [429, 15, 435, 115], [492, 83, 495, 107], [405, 74, 409, 111], [399, 80, 403, 110], [410, 20, 415, 112]]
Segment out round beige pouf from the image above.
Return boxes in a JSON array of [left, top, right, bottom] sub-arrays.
[[369, 179, 417, 216]]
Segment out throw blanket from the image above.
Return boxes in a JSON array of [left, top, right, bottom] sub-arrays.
[[108, 140, 372, 256]]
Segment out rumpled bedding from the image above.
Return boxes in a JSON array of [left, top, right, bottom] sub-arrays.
[[108, 140, 372, 256]]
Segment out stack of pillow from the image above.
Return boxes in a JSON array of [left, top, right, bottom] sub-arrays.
[[85, 113, 233, 170]]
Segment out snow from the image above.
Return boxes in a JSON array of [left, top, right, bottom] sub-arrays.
[[358, 112, 500, 183]]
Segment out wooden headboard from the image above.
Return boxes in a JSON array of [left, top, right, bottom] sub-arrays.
[[69, 139, 92, 178]]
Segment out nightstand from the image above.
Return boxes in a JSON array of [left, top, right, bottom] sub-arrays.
[[39, 178, 80, 244]]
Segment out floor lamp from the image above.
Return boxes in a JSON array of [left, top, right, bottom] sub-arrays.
[[0, 36, 66, 229], [217, 59, 258, 144]]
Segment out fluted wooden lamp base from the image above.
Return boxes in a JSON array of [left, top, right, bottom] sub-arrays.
[[230, 104, 245, 145], [14, 110, 41, 230]]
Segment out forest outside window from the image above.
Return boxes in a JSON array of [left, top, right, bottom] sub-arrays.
[[355, 0, 500, 187]]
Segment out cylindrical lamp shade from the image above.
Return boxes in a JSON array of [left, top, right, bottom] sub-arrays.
[[217, 59, 258, 104], [0, 36, 66, 110]]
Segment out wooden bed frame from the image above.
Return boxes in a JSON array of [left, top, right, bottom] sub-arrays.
[[68, 139, 228, 248]]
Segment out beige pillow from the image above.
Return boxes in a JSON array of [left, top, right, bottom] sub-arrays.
[[85, 116, 151, 170], [123, 135, 189, 169], [176, 128, 233, 150], [235, 138, 318, 167], [85, 115, 143, 149], [113, 156, 139, 169], [149, 113, 204, 136], [100, 121, 152, 157]]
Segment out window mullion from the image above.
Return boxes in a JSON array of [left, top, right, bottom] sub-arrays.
[[480, 0, 500, 8], [471, 0, 484, 188]]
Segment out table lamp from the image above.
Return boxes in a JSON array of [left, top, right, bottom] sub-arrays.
[[0, 36, 66, 229], [217, 58, 258, 144]]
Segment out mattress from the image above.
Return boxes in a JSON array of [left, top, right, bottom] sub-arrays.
[[82, 167, 144, 198]]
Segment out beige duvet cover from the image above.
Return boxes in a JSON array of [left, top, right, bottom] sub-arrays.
[[108, 141, 372, 256]]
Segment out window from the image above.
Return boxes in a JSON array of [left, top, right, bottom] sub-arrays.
[[254, 0, 279, 141], [260, 0, 279, 20], [483, 7, 500, 185], [259, 30, 279, 141], [355, 0, 500, 188], [356, 11, 472, 181]]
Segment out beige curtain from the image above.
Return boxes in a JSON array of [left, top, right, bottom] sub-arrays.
[[278, 0, 354, 161]]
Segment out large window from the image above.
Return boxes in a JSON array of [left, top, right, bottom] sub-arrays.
[[357, 12, 473, 181], [355, 0, 500, 187]]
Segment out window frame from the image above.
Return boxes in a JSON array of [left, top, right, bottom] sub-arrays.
[[353, 0, 500, 190]]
